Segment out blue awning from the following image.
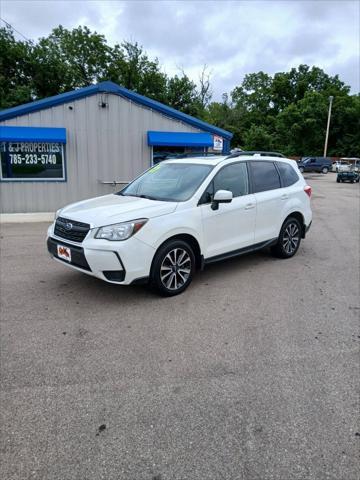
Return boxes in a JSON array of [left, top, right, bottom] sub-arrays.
[[148, 131, 213, 147], [0, 126, 66, 143]]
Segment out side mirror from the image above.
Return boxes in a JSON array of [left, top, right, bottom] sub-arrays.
[[211, 190, 233, 210]]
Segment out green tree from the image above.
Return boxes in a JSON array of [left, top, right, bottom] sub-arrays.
[[243, 125, 274, 151], [275, 92, 329, 155], [205, 94, 244, 146], [198, 65, 213, 111], [328, 94, 360, 156], [231, 71, 273, 113], [31, 25, 111, 97], [107, 41, 167, 102], [222, 65, 355, 155], [0, 26, 33, 108], [271, 64, 349, 113], [165, 74, 201, 116]]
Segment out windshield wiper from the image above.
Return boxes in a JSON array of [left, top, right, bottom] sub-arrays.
[[119, 193, 158, 200], [138, 194, 158, 200]]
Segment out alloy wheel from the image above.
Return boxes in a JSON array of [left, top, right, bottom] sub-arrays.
[[160, 248, 191, 291], [282, 222, 300, 255]]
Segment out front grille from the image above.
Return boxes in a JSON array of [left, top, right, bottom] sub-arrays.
[[54, 217, 90, 243], [47, 238, 91, 271]]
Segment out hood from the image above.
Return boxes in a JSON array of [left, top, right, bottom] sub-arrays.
[[58, 194, 178, 228]]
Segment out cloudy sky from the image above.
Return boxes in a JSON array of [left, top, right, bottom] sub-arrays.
[[1, 0, 359, 99]]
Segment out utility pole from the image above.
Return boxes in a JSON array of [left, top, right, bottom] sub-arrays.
[[323, 96, 333, 157]]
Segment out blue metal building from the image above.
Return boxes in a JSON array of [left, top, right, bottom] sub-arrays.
[[0, 81, 232, 213]]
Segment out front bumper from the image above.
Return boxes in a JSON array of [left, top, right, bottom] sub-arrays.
[[47, 224, 155, 284]]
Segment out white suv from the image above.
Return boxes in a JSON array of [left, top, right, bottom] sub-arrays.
[[47, 155, 312, 296]]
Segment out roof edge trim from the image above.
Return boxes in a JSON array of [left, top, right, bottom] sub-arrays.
[[0, 81, 233, 140]]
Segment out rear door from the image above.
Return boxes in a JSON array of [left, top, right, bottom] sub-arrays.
[[249, 161, 283, 243], [200, 162, 256, 258]]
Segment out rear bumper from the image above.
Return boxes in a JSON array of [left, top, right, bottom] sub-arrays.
[[303, 220, 312, 237]]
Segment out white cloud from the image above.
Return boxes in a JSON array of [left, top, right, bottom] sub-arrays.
[[2, 0, 359, 98]]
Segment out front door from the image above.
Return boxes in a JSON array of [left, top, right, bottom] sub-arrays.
[[199, 162, 256, 258], [306, 158, 317, 171]]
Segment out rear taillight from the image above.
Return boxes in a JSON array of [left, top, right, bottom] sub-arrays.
[[304, 185, 312, 198]]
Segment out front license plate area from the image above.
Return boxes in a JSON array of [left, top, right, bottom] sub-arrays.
[[57, 244, 72, 262]]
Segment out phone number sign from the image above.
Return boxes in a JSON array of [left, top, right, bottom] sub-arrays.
[[1, 142, 66, 181]]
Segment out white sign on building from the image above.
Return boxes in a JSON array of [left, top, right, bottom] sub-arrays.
[[213, 135, 223, 151]]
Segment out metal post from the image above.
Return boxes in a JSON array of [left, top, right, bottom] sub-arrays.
[[323, 96, 333, 157]]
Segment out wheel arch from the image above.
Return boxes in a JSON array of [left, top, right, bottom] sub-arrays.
[[151, 233, 203, 272], [283, 211, 306, 238]]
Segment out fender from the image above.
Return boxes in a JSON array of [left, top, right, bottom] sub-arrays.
[[152, 226, 203, 252]]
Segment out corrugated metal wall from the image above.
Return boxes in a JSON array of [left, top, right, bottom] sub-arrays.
[[0, 93, 202, 213]]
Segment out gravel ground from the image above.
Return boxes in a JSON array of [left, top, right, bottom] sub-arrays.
[[1, 173, 359, 480]]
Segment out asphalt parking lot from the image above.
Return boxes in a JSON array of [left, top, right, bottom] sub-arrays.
[[1, 173, 359, 480]]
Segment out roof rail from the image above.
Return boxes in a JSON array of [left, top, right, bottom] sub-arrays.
[[226, 150, 285, 159]]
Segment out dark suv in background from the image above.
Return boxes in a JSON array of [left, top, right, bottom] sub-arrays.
[[298, 157, 332, 174]]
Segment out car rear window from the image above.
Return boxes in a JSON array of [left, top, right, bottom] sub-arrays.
[[276, 161, 299, 187]]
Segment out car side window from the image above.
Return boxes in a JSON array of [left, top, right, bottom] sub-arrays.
[[200, 162, 249, 204], [250, 161, 281, 193], [276, 162, 299, 187]]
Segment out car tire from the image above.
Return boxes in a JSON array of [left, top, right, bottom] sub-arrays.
[[271, 217, 302, 259], [336, 178, 340, 183], [322, 167, 329, 174], [150, 239, 195, 296], [299, 167, 304, 173]]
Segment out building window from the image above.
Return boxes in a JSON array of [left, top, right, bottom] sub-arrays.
[[0, 142, 66, 181], [152, 146, 208, 164]]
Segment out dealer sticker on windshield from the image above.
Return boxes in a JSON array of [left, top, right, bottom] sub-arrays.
[[57, 245, 71, 262], [149, 164, 161, 173]]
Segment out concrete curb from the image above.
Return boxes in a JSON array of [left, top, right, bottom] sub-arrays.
[[0, 213, 54, 223]]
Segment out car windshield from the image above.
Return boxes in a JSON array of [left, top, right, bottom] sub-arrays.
[[118, 162, 214, 202]]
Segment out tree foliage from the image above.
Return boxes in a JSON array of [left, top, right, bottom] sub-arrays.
[[0, 24, 358, 156], [107, 41, 168, 102], [166, 74, 201, 115], [0, 26, 33, 107], [227, 65, 358, 156]]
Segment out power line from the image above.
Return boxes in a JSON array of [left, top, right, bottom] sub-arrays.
[[0, 17, 31, 42]]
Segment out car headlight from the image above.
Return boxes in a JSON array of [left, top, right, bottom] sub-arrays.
[[95, 219, 148, 241], [54, 208, 63, 220]]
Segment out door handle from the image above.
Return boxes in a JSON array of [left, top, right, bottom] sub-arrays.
[[244, 203, 255, 210], [281, 194, 288, 200]]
